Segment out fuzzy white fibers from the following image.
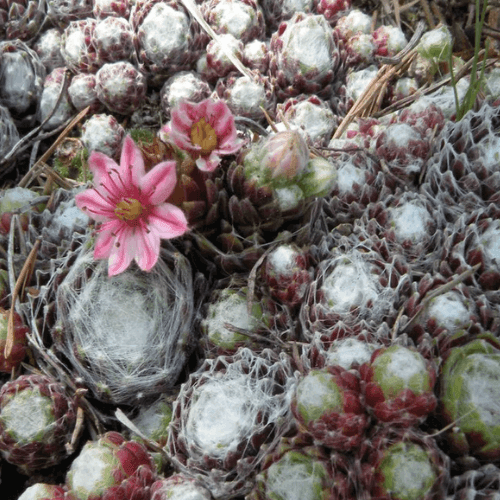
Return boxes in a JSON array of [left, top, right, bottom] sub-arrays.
[[482, 221, 500, 266], [265, 452, 327, 500], [170, 348, 297, 498], [18, 484, 63, 500], [389, 201, 432, 243], [0, 387, 53, 444], [462, 353, 500, 427], [336, 160, 365, 193], [139, 3, 189, 66], [320, 254, 379, 314], [55, 245, 194, 404], [426, 291, 471, 332], [326, 337, 379, 369]]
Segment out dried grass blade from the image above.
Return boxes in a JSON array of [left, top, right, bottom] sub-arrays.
[[5, 239, 40, 360], [179, 0, 254, 80]]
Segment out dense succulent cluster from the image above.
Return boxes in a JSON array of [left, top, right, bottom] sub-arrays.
[[1, 0, 500, 499]]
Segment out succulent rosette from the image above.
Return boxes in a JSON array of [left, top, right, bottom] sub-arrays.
[[277, 94, 337, 147], [33, 28, 66, 73], [437, 205, 500, 291], [423, 103, 500, 216], [161, 97, 244, 172], [17, 483, 72, 500], [315, 0, 351, 25], [403, 273, 484, 347], [46, 0, 93, 28], [92, 16, 135, 63], [201, 285, 281, 354], [93, 0, 131, 19], [360, 344, 437, 427], [0, 307, 28, 373], [167, 348, 297, 498], [201, 0, 265, 43], [438, 333, 500, 462], [359, 189, 445, 271], [260, 0, 314, 35], [130, 394, 174, 449], [80, 113, 125, 158], [215, 71, 276, 122], [371, 24, 407, 58], [261, 243, 313, 308], [333, 8, 372, 40], [151, 474, 212, 500], [68, 73, 103, 113], [160, 71, 211, 118], [317, 149, 394, 229], [301, 234, 411, 339], [204, 33, 245, 82], [248, 437, 351, 500], [0, 40, 46, 116], [304, 330, 383, 372], [95, 61, 147, 115], [0, 374, 78, 473], [52, 242, 196, 404], [291, 366, 369, 451], [243, 39, 270, 73], [131, 0, 204, 86], [66, 431, 156, 500], [61, 19, 101, 73], [0, 0, 45, 40], [375, 121, 431, 184], [356, 426, 450, 500], [269, 12, 340, 99], [37, 67, 75, 130]]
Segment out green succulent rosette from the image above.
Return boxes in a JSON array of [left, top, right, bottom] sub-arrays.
[[439, 333, 500, 461], [248, 437, 350, 500], [357, 427, 450, 500]]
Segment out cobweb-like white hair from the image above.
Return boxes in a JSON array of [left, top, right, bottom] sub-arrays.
[[168, 347, 298, 499], [54, 244, 195, 405]]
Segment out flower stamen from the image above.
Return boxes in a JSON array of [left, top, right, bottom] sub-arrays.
[[190, 117, 218, 155], [115, 198, 143, 221]]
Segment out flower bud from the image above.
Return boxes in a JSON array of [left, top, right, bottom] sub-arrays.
[[261, 130, 309, 180]]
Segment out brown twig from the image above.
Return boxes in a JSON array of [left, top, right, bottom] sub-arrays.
[[419, 0, 436, 28], [393, 0, 401, 27], [333, 48, 418, 139], [376, 52, 496, 117], [18, 106, 90, 189], [5, 239, 40, 360]]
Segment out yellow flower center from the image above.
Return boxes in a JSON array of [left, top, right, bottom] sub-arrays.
[[115, 198, 143, 221], [190, 117, 218, 155]]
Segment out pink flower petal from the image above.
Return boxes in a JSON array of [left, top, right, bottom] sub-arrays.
[[94, 220, 123, 259], [148, 204, 189, 239], [186, 98, 209, 122], [195, 153, 220, 172], [120, 135, 145, 186], [134, 223, 161, 271], [139, 160, 177, 205], [75, 189, 116, 222], [171, 105, 194, 135], [107, 226, 136, 276], [88, 151, 119, 185]]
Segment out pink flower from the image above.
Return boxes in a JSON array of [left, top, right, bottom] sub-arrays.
[[162, 98, 243, 172], [75, 135, 189, 276]]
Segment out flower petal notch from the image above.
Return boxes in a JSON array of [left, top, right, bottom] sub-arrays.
[[75, 135, 189, 276], [162, 98, 244, 172]]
